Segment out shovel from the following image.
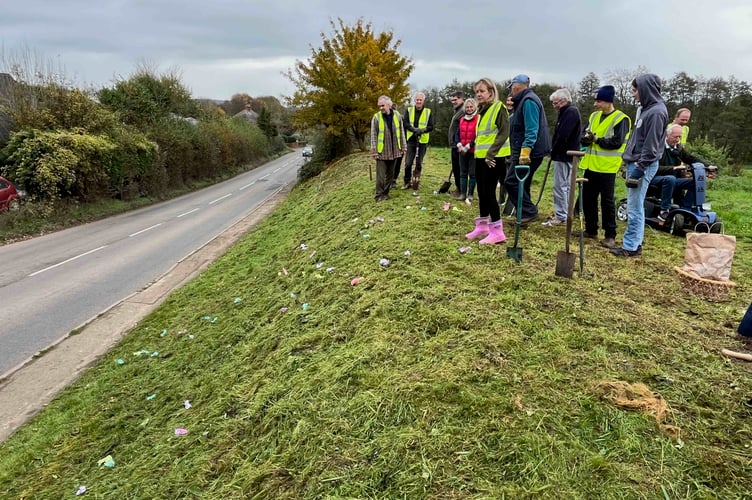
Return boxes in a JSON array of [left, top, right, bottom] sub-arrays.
[[555, 151, 585, 278], [576, 177, 588, 275], [507, 164, 530, 263]]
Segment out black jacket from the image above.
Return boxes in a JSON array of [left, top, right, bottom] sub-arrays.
[[550, 103, 581, 162]]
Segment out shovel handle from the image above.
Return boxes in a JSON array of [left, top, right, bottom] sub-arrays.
[[722, 349, 752, 362]]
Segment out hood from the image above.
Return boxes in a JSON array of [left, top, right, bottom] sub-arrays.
[[634, 74, 663, 108]]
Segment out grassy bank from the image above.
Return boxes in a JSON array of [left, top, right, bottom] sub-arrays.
[[0, 149, 750, 498]]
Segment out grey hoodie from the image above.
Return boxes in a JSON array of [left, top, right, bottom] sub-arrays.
[[622, 74, 668, 168]]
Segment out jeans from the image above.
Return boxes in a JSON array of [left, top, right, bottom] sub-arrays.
[[552, 160, 571, 221], [623, 161, 658, 251], [403, 141, 427, 184], [650, 175, 694, 211]]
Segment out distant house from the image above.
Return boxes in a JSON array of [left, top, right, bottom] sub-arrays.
[[233, 104, 259, 124]]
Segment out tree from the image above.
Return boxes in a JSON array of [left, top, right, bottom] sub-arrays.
[[257, 106, 277, 138], [665, 71, 697, 107], [576, 72, 600, 109], [286, 18, 413, 152]]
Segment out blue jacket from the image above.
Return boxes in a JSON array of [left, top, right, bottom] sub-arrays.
[[510, 88, 551, 159]]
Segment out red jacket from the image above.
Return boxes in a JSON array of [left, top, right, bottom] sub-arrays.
[[459, 114, 479, 154]]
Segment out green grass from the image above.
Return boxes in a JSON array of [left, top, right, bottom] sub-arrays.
[[1, 149, 750, 498]]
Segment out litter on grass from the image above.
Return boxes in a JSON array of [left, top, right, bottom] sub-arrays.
[[443, 202, 451, 211], [315, 262, 324, 269], [146, 393, 157, 400], [116, 359, 125, 365], [150, 351, 159, 357], [351, 277, 364, 286], [76, 485, 87, 495], [376, 216, 385, 222], [133, 349, 151, 356], [362, 233, 370, 238], [326, 266, 336, 272], [280, 307, 289, 313], [174, 428, 189, 436], [459, 246, 471, 254], [97, 455, 115, 468], [404, 250, 411, 256], [302, 303, 310, 311], [184, 400, 192, 409], [299, 244, 308, 250], [202, 316, 218, 323], [282, 267, 289, 275], [380, 258, 391, 267], [420, 207, 427, 211], [160, 329, 167, 337], [233, 297, 242, 304]]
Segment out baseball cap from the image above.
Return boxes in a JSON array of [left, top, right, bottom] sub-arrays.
[[507, 74, 530, 89]]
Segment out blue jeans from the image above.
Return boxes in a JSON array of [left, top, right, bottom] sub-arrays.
[[623, 161, 658, 251], [650, 175, 694, 211]]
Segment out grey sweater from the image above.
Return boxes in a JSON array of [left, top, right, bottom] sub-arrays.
[[622, 74, 668, 168]]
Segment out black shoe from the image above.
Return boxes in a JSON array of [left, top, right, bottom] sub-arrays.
[[609, 245, 642, 257], [574, 230, 598, 239], [657, 210, 669, 223], [401, 183, 411, 190], [519, 213, 540, 225]]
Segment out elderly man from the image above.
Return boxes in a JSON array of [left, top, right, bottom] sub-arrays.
[[370, 95, 406, 201], [579, 85, 631, 248], [504, 74, 551, 224], [667, 108, 691, 145], [400, 91, 435, 190], [651, 124, 707, 219], [611, 74, 668, 257], [543, 88, 581, 226], [446, 90, 466, 197]]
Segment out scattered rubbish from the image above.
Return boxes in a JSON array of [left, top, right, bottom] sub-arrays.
[[174, 428, 189, 436], [404, 250, 411, 256], [405, 205, 412, 209], [351, 277, 364, 286], [76, 485, 87, 496], [177, 329, 187, 335], [433, 190, 438, 195], [116, 359, 125, 365], [452, 206, 463, 212], [150, 352, 159, 358], [379, 258, 391, 267], [300, 244, 308, 251], [139, 418, 150, 427], [376, 216, 385, 222], [351, 217, 359, 222], [415, 197, 422, 203], [290, 292, 297, 299], [188, 334, 194, 339], [309, 250, 317, 258], [133, 349, 151, 356], [459, 246, 471, 254], [443, 202, 451, 211], [146, 393, 157, 400], [420, 207, 427, 211], [326, 266, 336, 272], [184, 400, 192, 409], [97, 455, 115, 468], [368, 219, 375, 225], [280, 307, 289, 313], [302, 303, 310, 311], [315, 262, 324, 269], [233, 297, 242, 304], [362, 233, 370, 238], [282, 268, 289, 275], [160, 329, 167, 337]]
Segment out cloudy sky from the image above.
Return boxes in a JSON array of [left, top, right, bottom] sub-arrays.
[[2, 0, 752, 101]]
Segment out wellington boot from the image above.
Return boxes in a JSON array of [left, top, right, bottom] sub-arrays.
[[465, 216, 490, 240], [479, 220, 507, 245]]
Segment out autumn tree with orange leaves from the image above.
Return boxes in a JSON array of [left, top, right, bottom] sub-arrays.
[[286, 18, 413, 152]]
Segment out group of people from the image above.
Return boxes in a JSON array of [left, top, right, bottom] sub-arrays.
[[370, 73, 707, 258]]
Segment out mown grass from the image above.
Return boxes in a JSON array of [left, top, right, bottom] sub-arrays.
[[0, 149, 750, 498]]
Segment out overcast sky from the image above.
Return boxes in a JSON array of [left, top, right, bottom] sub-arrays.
[[2, 0, 752, 102]]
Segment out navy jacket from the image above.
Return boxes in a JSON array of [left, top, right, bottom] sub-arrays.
[[550, 103, 581, 162]]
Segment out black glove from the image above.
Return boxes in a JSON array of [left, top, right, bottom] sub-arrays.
[[580, 130, 595, 147]]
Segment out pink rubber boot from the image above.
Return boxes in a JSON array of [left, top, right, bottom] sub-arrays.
[[465, 216, 490, 240], [479, 220, 506, 244]]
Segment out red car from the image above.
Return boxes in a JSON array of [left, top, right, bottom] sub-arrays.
[[0, 176, 24, 211]]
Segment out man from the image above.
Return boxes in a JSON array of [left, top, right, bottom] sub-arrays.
[[446, 90, 465, 197], [611, 74, 668, 257], [504, 74, 551, 224], [400, 92, 435, 190], [579, 85, 631, 248], [370, 95, 406, 201], [652, 124, 707, 219], [543, 88, 581, 227], [667, 108, 691, 145]]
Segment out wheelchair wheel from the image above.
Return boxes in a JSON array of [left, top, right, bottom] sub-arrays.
[[670, 213, 685, 236], [616, 199, 628, 222]]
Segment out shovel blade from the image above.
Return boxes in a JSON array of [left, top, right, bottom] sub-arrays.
[[555, 251, 576, 278], [506, 246, 523, 263]]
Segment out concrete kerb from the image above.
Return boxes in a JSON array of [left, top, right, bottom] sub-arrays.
[[0, 183, 293, 443]]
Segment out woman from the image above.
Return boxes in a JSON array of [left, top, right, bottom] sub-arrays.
[[456, 98, 479, 204], [465, 78, 511, 244]]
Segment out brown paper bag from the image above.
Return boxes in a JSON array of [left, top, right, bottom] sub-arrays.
[[682, 232, 736, 281]]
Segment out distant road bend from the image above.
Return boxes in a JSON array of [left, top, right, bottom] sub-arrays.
[[0, 152, 302, 376]]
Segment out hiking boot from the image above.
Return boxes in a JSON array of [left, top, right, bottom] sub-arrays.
[[519, 213, 539, 225], [600, 237, 617, 249], [609, 245, 642, 257]]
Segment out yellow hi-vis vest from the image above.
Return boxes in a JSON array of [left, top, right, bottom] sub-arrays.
[[374, 112, 403, 153], [474, 102, 511, 159], [406, 106, 431, 143], [580, 110, 631, 173]]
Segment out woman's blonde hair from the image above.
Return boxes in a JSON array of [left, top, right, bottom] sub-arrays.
[[473, 77, 499, 103]]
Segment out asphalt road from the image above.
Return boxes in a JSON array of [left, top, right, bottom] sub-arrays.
[[0, 152, 303, 376]]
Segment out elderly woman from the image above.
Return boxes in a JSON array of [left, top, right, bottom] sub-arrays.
[[465, 78, 511, 244], [456, 98, 479, 203]]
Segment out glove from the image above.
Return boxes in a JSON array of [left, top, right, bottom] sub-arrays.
[[457, 142, 463, 149], [520, 147, 531, 165], [580, 130, 595, 147]]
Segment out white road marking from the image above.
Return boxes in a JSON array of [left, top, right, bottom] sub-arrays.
[[177, 208, 200, 218], [259, 174, 269, 179], [29, 246, 108, 277], [273, 167, 281, 173], [129, 223, 162, 238], [209, 193, 232, 205], [240, 181, 256, 191]]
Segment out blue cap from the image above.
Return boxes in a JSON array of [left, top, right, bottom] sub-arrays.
[[507, 74, 530, 88]]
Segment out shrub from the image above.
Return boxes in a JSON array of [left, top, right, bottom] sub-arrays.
[[687, 137, 731, 172]]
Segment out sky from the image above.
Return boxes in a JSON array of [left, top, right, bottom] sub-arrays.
[[2, 0, 752, 102]]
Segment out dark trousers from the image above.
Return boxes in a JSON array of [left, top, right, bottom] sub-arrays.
[[451, 148, 461, 191], [375, 159, 397, 199], [476, 157, 504, 221], [403, 141, 427, 183], [392, 156, 403, 183], [505, 156, 542, 218], [583, 169, 617, 238]]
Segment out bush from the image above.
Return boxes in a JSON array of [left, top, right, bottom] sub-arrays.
[[297, 133, 352, 181], [687, 137, 731, 172]]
